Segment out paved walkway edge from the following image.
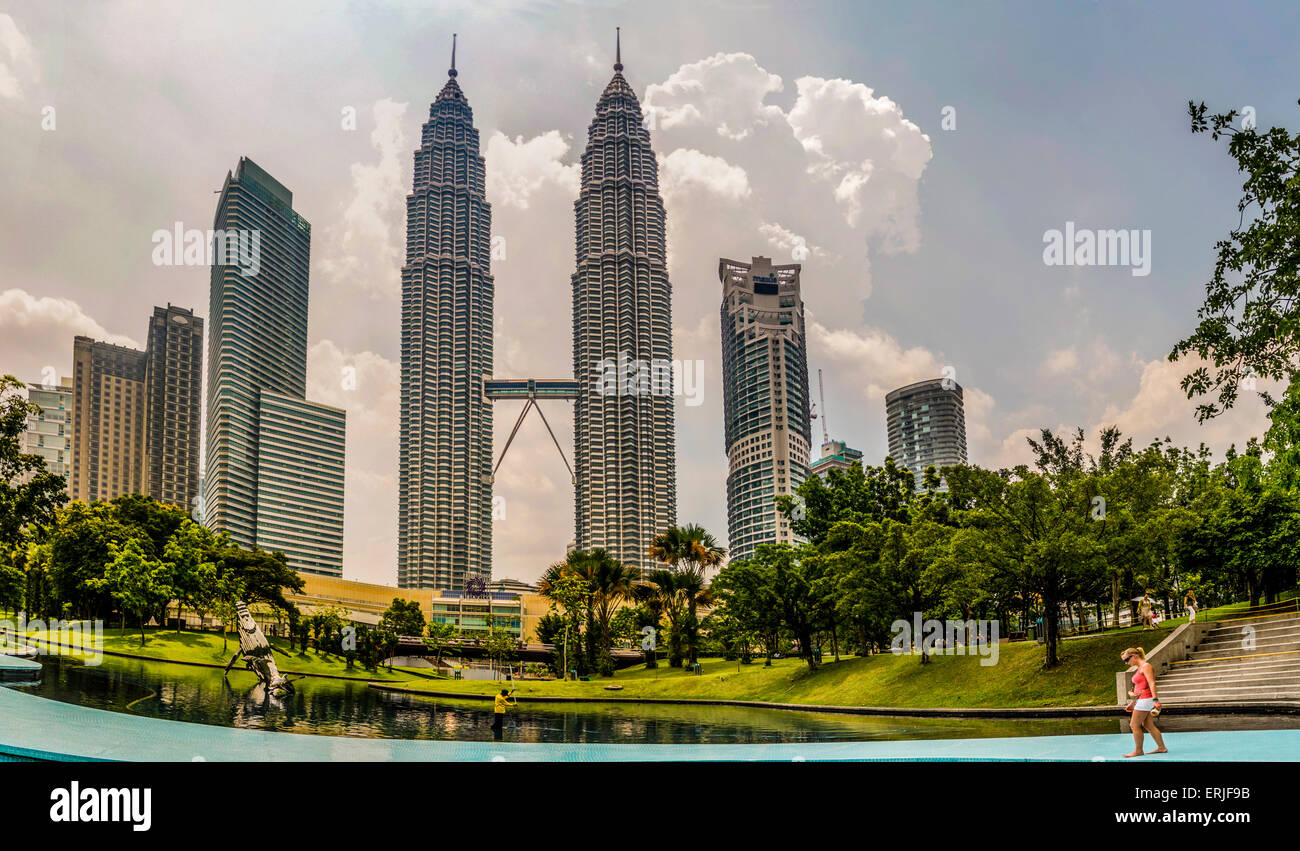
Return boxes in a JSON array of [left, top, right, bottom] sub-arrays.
[[368, 682, 1300, 718]]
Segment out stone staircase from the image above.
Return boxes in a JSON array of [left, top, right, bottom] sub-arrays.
[[1156, 611, 1300, 704]]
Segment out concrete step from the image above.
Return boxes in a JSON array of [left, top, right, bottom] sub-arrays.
[[1160, 665, 1300, 683], [1202, 614, 1300, 637], [1127, 607, 1300, 705], [1156, 680, 1300, 698], [1168, 656, 1300, 674], [1196, 636, 1299, 652], [1159, 692, 1300, 704], [1200, 619, 1300, 639], [1162, 659, 1300, 676], [1185, 642, 1300, 661], [1191, 644, 1300, 662], [1157, 675, 1300, 694], [1158, 693, 1300, 705], [1161, 666, 1300, 686], [1201, 620, 1300, 642]]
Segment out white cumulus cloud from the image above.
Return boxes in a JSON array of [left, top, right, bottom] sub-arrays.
[[0, 289, 141, 380], [659, 148, 751, 202], [318, 98, 409, 299], [643, 52, 785, 140], [786, 76, 932, 243], [0, 14, 37, 100], [485, 130, 580, 210]]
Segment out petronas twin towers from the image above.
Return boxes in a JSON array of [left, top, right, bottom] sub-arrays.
[[399, 32, 674, 590]]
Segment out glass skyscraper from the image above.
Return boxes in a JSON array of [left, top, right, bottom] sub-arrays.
[[720, 256, 811, 562], [398, 42, 494, 591], [204, 156, 345, 576], [885, 378, 968, 489], [571, 36, 676, 572]]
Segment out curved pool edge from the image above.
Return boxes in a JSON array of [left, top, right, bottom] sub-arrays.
[[368, 682, 1300, 719], [3, 683, 1299, 762]]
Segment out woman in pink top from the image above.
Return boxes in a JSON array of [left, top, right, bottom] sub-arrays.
[[1121, 646, 1167, 757]]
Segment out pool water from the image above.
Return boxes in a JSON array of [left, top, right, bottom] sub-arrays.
[[16, 654, 1300, 745]]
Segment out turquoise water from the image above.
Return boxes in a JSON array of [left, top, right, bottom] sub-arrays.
[[14, 654, 1300, 745]]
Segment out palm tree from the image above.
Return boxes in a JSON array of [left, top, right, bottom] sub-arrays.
[[636, 569, 686, 666], [583, 551, 636, 674], [648, 524, 726, 665], [540, 551, 635, 675]]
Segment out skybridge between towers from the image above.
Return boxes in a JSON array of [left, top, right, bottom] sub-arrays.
[[483, 378, 581, 485]]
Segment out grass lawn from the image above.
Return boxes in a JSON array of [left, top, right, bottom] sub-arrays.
[[10, 624, 427, 683], [11, 600, 1260, 706], [387, 629, 1155, 708]]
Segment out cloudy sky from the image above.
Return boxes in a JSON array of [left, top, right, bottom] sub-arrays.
[[2, 1, 1297, 585]]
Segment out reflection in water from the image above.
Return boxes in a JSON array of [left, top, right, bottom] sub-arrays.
[[18, 654, 1300, 744]]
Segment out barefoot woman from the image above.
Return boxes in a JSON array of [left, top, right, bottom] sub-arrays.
[[1122, 647, 1168, 757]]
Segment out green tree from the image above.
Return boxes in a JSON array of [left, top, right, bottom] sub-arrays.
[[380, 597, 427, 637], [648, 523, 725, 666], [1171, 100, 1300, 422], [712, 558, 782, 665], [635, 569, 687, 667], [89, 539, 175, 645], [561, 548, 634, 675], [162, 519, 217, 631], [212, 572, 247, 652], [424, 620, 458, 667], [483, 616, 518, 677], [0, 376, 69, 559], [946, 462, 1106, 668], [538, 569, 590, 677]]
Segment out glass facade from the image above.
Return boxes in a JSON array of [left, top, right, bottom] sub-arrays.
[[205, 157, 344, 576], [571, 50, 676, 571], [398, 54, 495, 592], [720, 257, 811, 562], [884, 378, 968, 489]]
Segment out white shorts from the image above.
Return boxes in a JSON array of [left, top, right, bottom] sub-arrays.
[[1134, 698, 1156, 712]]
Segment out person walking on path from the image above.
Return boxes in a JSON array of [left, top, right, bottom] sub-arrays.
[[1122, 646, 1168, 758], [1184, 590, 1199, 624], [1140, 592, 1155, 631]]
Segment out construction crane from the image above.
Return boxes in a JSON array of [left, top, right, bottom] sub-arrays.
[[816, 368, 829, 444]]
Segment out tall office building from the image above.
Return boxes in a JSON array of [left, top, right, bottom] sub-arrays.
[[20, 377, 73, 484], [572, 33, 676, 571], [254, 392, 346, 576], [885, 378, 968, 488], [205, 157, 345, 577], [70, 337, 147, 502], [398, 39, 494, 591], [143, 305, 203, 509], [719, 256, 811, 563]]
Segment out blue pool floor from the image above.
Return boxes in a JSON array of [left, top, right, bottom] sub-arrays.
[[2, 685, 1297, 762]]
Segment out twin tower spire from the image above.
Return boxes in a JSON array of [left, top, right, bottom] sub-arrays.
[[400, 28, 673, 591], [446, 26, 620, 77]]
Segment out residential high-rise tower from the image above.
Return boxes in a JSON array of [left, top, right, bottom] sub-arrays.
[[143, 304, 203, 510], [20, 377, 73, 485], [70, 336, 147, 502], [719, 256, 810, 562], [885, 378, 968, 488]]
